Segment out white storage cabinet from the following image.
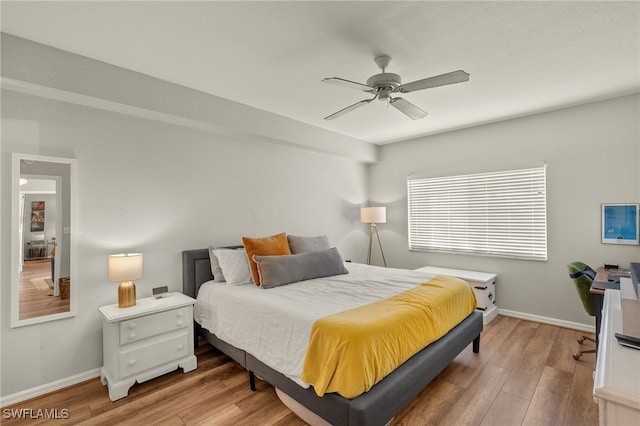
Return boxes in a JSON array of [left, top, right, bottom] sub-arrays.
[[416, 266, 497, 324]]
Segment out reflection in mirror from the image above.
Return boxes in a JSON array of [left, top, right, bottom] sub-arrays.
[[11, 153, 77, 327]]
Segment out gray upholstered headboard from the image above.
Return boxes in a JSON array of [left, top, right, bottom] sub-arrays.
[[182, 248, 213, 298]]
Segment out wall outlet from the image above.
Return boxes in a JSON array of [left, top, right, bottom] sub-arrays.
[[152, 286, 169, 298]]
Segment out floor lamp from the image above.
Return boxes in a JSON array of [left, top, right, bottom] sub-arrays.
[[361, 206, 387, 267]]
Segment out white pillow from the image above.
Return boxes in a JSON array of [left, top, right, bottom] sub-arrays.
[[209, 245, 243, 282], [208, 246, 225, 282], [212, 248, 253, 286]]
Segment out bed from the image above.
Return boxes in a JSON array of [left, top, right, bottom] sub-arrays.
[[182, 248, 483, 426]]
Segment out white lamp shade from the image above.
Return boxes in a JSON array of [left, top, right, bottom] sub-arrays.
[[108, 253, 143, 282], [361, 206, 386, 224]]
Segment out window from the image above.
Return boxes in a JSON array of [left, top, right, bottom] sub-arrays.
[[407, 165, 547, 260]]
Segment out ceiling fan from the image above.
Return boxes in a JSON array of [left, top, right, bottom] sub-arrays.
[[322, 55, 469, 120]]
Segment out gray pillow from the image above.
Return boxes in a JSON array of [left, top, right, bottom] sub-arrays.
[[287, 234, 331, 254], [208, 245, 244, 281], [253, 247, 348, 289]]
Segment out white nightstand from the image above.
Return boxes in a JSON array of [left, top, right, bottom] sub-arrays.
[[99, 293, 197, 401]]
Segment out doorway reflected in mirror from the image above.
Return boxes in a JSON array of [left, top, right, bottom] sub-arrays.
[[11, 153, 77, 327]]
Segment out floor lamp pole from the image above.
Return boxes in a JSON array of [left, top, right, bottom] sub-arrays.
[[366, 223, 387, 267]]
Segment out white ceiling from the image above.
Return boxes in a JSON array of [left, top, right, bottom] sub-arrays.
[[2, 1, 639, 145]]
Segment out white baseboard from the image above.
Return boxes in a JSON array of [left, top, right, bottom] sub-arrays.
[[482, 306, 499, 324], [0, 368, 101, 408], [497, 308, 595, 334]]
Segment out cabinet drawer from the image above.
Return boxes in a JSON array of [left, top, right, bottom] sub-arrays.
[[119, 332, 190, 378], [120, 307, 189, 345]]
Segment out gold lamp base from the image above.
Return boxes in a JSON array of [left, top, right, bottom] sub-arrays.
[[118, 280, 137, 308]]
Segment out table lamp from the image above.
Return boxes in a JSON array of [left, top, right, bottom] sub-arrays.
[[361, 206, 387, 267], [108, 253, 143, 308]]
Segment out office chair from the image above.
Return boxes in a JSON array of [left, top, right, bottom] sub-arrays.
[[567, 262, 597, 360]]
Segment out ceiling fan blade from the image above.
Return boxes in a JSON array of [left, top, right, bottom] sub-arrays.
[[322, 77, 375, 92], [389, 97, 428, 120], [324, 99, 373, 120], [398, 70, 470, 93]]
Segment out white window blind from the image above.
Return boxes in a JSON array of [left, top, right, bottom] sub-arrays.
[[408, 165, 547, 260]]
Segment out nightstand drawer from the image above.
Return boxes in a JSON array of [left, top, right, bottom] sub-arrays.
[[120, 307, 189, 345], [119, 332, 190, 378]]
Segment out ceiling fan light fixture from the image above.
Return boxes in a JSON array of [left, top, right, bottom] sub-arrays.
[[377, 87, 394, 100]]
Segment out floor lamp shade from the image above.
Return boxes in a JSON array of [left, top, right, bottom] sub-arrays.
[[108, 253, 143, 308], [361, 206, 386, 224]]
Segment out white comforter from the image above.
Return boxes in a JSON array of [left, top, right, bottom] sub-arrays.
[[194, 262, 438, 388]]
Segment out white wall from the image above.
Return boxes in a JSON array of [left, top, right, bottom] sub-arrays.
[[0, 38, 371, 400], [368, 94, 640, 326]]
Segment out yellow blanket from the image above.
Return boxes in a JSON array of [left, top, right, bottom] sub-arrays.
[[300, 275, 477, 398]]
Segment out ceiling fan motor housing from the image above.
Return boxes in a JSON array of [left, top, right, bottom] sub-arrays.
[[366, 73, 401, 99]]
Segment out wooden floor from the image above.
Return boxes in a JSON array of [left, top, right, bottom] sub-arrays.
[[1, 315, 598, 425], [19, 259, 70, 320]]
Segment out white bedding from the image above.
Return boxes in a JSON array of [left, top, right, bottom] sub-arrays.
[[194, 262, 438, 388]]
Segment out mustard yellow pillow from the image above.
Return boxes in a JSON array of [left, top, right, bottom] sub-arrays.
[[242, 232, 291, 286]]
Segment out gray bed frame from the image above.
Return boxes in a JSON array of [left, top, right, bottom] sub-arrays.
[[182, 248, 483, 426]]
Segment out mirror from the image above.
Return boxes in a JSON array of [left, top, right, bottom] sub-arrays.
[[11, 153, 77, 327]]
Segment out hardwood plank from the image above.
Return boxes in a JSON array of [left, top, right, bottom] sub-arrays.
[[151, 415, 186, 426], [392, 376, 464, 425], [438, 314, 518, 389], [501, 335, 554, 400], [487, 320, 538, 371], [480, 390, 529, 426], [190, 405, 244, 426], [563, 362, 599, 426], [439, 363, 510, 425], [522, 366, 573, 426], [532, 323, 560, 342], [546, 327, 581, 374]]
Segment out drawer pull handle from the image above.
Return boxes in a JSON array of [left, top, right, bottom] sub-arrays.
[[129, 333, 136, 340], [177, 344, 184, 350], [128, 359, 136, 366], [177, 320, 184, 327], [177, 312, 184, 318], [128, 323, 136, 329]]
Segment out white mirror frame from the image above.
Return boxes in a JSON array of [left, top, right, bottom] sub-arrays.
[[11, 153, 78, 327]]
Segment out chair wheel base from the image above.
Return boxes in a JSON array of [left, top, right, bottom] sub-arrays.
[[572, 353, 581, 360]]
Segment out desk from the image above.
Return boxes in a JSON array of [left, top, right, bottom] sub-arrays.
[[593, 280, 640, 425], [591, 267, 630, 349]]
